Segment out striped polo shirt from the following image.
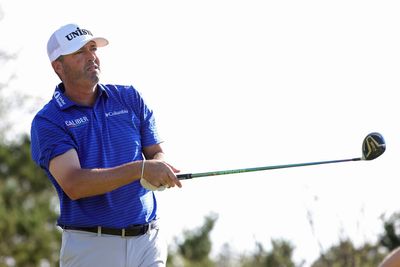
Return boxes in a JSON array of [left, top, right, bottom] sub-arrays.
[[30, 83, 161, 228]]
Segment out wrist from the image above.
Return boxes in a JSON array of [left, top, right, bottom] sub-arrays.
[[141, 159, 146, 179]]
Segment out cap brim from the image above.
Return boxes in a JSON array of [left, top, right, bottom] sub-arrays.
[[60, 36, 109, 57]]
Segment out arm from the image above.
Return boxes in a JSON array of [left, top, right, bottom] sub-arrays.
[[379, 247, 400, 267], [143, 143, 167, 161], [49, 144, 181, 200]]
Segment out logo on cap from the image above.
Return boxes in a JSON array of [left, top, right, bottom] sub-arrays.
[[66, 27, 93, 41]]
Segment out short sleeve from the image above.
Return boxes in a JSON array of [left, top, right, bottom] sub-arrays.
[[139, 99, 162, 147], [119, 85, 163, 147], [30, 115, 77, 170]]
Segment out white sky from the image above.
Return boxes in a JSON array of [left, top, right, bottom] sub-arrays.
[[1, 0, 400, 265]]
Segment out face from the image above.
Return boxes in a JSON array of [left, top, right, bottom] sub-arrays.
[[53, 41, 101, 86]]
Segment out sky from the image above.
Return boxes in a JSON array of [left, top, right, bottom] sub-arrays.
[[1, 0, 400, 265]]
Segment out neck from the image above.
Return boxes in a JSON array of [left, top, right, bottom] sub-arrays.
[[63, 82, 98, 106]]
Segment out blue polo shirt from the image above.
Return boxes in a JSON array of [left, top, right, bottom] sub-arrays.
[[30, 83, 162, 228]]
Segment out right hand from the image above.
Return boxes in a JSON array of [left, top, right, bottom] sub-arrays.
[[141, 159, 182, 189]]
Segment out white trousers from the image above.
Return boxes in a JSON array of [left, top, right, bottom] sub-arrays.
[[60, 227, 167, 267]]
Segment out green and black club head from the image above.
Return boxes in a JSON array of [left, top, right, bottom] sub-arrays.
[[362, 132, 386, 160]]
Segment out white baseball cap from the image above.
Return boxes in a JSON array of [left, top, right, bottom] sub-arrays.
[[47, 23, 109, 62]]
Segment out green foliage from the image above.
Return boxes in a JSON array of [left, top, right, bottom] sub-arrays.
[[168, 213, 218, 267], [239, 239, 300, 267], [265, 239, 299, 267], [310, 239, 384, 267], [0, 136, 61, 266], [379, 212, 400, 252], [178, 212, 217, 261], [168, 213, 301, 267]]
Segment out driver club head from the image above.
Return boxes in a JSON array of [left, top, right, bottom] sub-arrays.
[[362, 132, 386, 160]]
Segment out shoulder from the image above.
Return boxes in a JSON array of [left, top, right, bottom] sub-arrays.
[[100, 84, 144, 106], [100, 84, 140, 96], [31, 93, 71, 135], [32, 100, 61, 124]]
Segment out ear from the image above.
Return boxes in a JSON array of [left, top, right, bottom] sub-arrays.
[[52, 60, 63, 77]]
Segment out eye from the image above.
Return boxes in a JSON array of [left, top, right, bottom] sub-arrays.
[[73, 49, 84, 55]]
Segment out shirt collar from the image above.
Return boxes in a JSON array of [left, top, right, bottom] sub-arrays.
[[52, 83, 109, 110]]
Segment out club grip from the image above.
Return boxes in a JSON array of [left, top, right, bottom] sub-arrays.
[[177, 173, 193, 180]]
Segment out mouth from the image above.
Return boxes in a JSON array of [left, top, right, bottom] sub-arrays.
[[86, 64, 99, 72]]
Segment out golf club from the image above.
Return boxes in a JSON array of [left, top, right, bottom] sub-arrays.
[[176, 132, 386, 180]]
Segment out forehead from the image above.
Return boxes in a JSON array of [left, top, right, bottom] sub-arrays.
[[79, 41, 97, 50]]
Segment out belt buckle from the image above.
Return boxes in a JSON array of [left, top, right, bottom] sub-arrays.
[[121, 228, 126, 237], [145, 222, 155, 235]]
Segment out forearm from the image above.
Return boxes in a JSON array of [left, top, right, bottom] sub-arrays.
[[143, 143, 166, 161], [67, 150, 164, 199], [50, 146, 180, 200], [63, 161, 143, 200]]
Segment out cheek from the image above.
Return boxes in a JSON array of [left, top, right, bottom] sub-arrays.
[[53, 63, 65, 77]]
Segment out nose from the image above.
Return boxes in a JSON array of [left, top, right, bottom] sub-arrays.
[[86, 50, 97, 61]]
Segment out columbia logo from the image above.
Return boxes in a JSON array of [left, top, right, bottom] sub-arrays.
[[54, 91, 66, 107], [105, 109, 129, 117]]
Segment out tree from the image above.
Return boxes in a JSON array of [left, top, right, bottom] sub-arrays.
[[0, 136, 61, 266], [169, 213, 218, 267], [264, 239, 300, 267], [310, 239, 384, 267], [239, 239, 301, 267], [379, 212, 400, 253]]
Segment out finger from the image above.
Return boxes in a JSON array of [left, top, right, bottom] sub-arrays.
[[144, 160, 182, 189], [159, 162, 182, 188], [167, 172, 182, 188], [165, 162, 181, 174]]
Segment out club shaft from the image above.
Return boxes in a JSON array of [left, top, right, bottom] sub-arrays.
[[177, 157, 362, 180]]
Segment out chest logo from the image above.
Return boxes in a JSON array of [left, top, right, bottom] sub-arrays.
[[105, 109, 129, 117], [65, 116, 89, 128]]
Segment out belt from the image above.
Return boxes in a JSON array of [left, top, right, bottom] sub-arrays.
[[61, 220, 158, 237]]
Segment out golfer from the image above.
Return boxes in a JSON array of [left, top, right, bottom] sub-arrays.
[[30, 23, 182, 266]]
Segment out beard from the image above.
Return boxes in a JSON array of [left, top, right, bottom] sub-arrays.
[[63, 61, 100, 85]]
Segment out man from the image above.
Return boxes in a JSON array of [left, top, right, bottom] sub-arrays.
[[30, 23, 182, 267]]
